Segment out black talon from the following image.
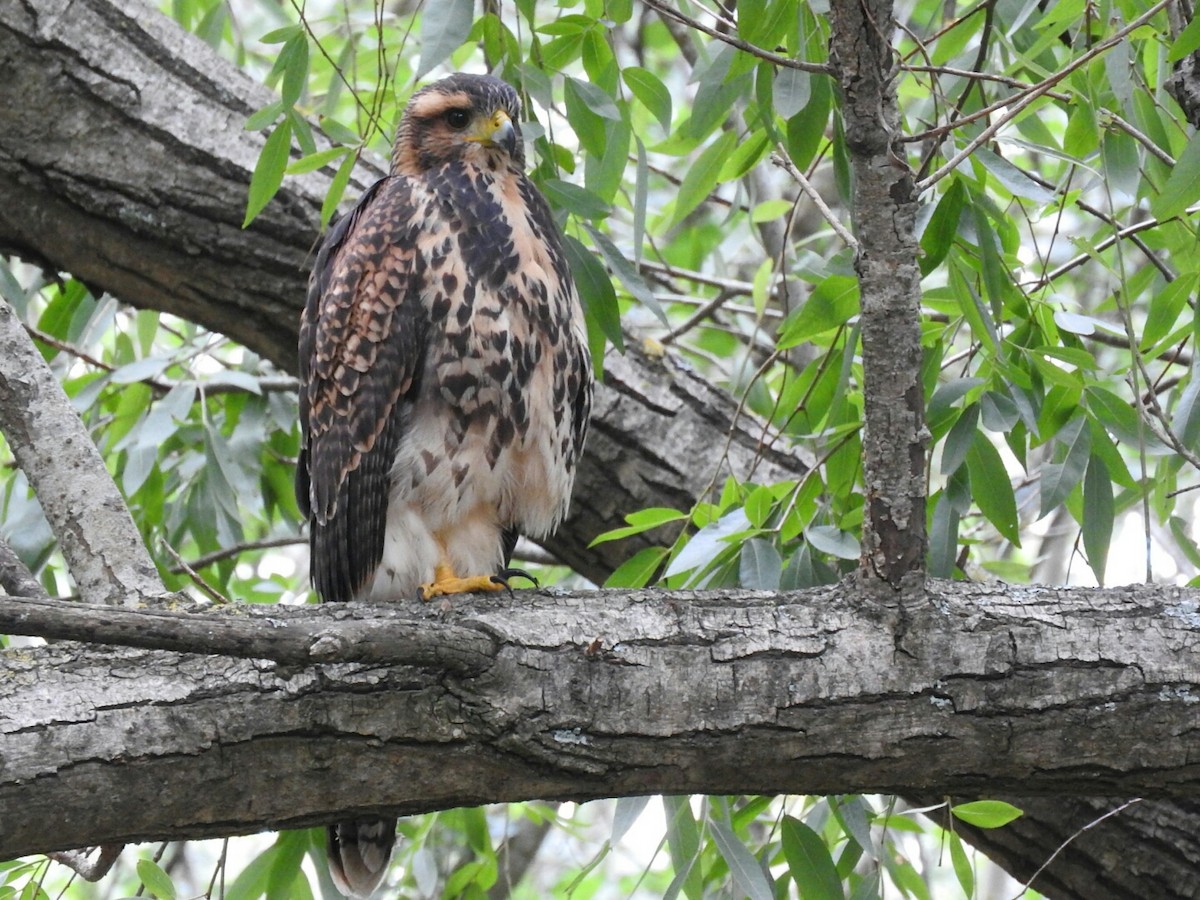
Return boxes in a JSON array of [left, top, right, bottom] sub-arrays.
[[491, 567, 540, 591]]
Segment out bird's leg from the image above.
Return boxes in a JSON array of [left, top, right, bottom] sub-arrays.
[[419, 559, 507, 601]]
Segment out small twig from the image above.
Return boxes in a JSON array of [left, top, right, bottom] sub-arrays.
[[1024, 208, 1196, 292], [659, 289, 735, 346], [639, 0, 831, 74], [46, 845, 124, 882], [901, 64, 1069, 99], [1013, 799, 1142, 899], [161, 541, 232, 605], [772, 151, 859, 249], [24, 322, 299, 397], [168, 536, 305, 573]]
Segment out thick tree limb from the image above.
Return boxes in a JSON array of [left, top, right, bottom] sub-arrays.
[[0, 297, 162, 604], [3, 580, 1200, 863]]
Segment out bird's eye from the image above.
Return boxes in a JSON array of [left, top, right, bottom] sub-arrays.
[[445, 109, 471, 130]]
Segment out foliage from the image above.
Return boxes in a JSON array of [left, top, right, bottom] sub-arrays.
[[5, 0, 1200, 894]]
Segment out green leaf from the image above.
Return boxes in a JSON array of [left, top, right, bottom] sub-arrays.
[[1142, 273, 1196, 348], [321, 152, 357, 228], [244, 118, 293, 227], [740, 538, 782, 590], [136, 860, 176, 900], [663, 796, 704, 900], [774, 66, 811, 118], [776, 274, 859, 348], [1039, 415, 1090, 517], [583, 225, 668, 324], [970, 199, 1010, 316], [950, 800, 1023, 829], [1087, 385, 1159, 449], [592, 507, 687, 545], [277, 33, 309, 107], [805, 525, 860, 560], [286, 145, 349, 175], [919, 178, 965, 275], [721, 129, 773, 183], [1083, 454, 1114, 585], [245, 100, 283, 132], [564, 234, 623, 354], [564, 77, 608, 158], [940, 403, 980, 476], [668, 129, 738, 228], [781, 816, 843, 900], [929, 492, 961, 578], [623, 67, 672, 131], [540, 178, 612, 220], [949, 831, 974, 898], [709, 815, 775, 900], [416, 0, 474, 79], [567, 75, 620, 120], [785, 75, 831, 172], [1152, 130, 1200, 222], [665, 508, 751, 579], [612, 796, 651, 843], [1168, 12, 1200, 62], [259, 24, 302, 43], [966, 432, 1021, 546], [1063, 97, 1099, 158], [266, 831, 312, 900], [974, 147, 1055, 204]]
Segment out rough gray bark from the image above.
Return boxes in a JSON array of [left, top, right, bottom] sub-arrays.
[[3, 581, 1200, 868], [829, 0, 927, 585], [0, 1, 1198, 897], [0, 0, 807, 581], [0, 297, 161, 604]]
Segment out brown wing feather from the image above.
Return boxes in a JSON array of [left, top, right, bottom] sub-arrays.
[[297, 176, 431, 602]]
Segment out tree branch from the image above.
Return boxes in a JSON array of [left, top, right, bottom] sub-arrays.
[[0, 593, 495, 670], [0, 298, 162, 604], [829, 0, 927, 583], [3, 580, 1199, 861]]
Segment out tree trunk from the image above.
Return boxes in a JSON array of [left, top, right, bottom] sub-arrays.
[[1, 1, 1197, 897], [829, 0, 927, 585]]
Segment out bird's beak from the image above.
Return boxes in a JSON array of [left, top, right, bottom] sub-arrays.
[[470, 108, 517, 156]]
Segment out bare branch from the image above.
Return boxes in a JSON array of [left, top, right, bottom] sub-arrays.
[[0, 534, 44, 598], [0, 298, 162, 605], [0, 593, 496, 670], [46, 845, 124, 883], [639, 0, 831, 74]]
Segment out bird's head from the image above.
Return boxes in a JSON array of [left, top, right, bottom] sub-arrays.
[[393, 74, 525, 175]]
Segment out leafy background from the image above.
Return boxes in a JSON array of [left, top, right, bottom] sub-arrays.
[[4, 0, 1200, 895]]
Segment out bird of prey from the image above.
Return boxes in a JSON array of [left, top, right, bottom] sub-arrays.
[[295, 73, 593, 897]]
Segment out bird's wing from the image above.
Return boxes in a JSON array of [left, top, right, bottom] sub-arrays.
[[297, 176, 431, 602]]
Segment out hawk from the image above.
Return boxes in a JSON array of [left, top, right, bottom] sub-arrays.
[[295, 73, 593, 897]]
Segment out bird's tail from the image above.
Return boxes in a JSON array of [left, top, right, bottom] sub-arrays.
[[327, 818, 397, 898]]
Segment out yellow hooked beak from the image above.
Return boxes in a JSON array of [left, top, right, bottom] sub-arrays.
[[467, 108, 517, 155]]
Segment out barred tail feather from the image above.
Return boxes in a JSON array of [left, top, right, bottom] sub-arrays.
[[327, 818, 397, 898]]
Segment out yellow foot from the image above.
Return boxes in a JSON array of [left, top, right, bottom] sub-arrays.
[[419, 572, 506, 601], [418, 564, 540, 602]]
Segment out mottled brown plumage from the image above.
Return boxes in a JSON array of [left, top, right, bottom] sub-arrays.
[[296, 73, 592, 897]]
